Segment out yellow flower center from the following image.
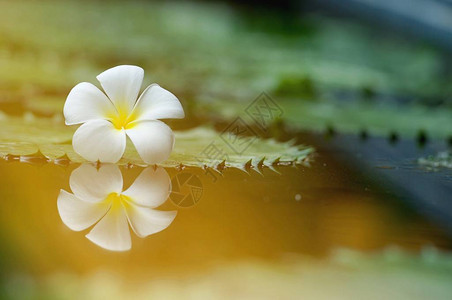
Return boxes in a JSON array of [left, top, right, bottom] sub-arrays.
[[104, 192, 132, 211], [109, 106, 137, 130]]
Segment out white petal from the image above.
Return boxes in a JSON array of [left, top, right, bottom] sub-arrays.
[[122, 167, 171, 208], [57, 190, 111, 231], [86, 204, 131, 251], [133, 84, 184, 121], [125, 120, 174, 164], [96, 65, 144, 113], [124, 202, 177, 238], [73, 119, 126, 163], [63, 82, 116, 125], [70, 164, 123, 203]]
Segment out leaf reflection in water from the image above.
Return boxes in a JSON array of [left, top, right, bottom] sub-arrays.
[[57, 163, 176, 251]]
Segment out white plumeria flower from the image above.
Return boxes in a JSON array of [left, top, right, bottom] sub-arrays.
[[57, 163, 177, 251], [64, 65, 184, 164]]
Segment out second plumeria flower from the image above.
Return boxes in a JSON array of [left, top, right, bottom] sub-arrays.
[[64, 65, 184, 164], [57, 164, 177, 251]]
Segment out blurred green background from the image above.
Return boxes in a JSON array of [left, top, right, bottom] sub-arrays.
[[1, 0, 452, 299], [0, 0, 451, 138]]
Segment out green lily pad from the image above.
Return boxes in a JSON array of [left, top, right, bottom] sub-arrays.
[[0, 114, 313, 168], [204, 99, 452, 139]]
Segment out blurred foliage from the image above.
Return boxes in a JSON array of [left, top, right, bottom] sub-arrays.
[[419, 151, 452, 169], [2, 247, 452, 299], [0, 113, 312, 168], [274, 75, 316, 99], [0, 0, 450, 139], [204, 99, 452, 139]]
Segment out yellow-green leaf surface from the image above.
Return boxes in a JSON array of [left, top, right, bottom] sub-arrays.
[[0, 114, 313, 168]]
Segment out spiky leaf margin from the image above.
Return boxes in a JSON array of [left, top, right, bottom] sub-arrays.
[[0, 114, 313, 169]]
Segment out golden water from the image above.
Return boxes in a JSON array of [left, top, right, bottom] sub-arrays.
[[0, 156, 448, 281]]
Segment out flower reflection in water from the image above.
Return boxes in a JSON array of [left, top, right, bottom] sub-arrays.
[[57, 164, 176, 251]]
